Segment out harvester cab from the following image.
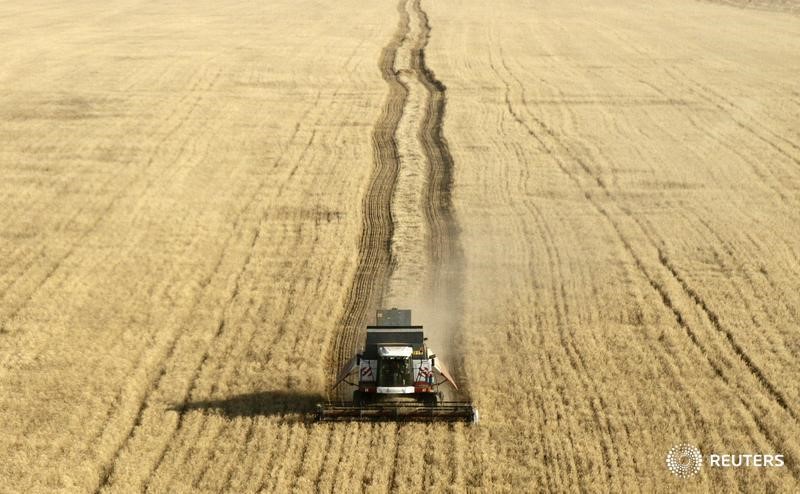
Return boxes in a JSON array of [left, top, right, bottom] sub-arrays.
[[316, 308, 479, 423]]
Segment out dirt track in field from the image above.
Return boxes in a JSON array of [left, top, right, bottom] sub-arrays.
[[331, 0, 467, 398], [701, 0, 800, 15], [1, 0, 799, 492], [328, 0, 406, 400]]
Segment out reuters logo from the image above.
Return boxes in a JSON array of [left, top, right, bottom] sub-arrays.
[[666, 444, 703, 478]]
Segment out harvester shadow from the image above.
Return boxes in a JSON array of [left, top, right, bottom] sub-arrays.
[[170, 390, 324, 422]]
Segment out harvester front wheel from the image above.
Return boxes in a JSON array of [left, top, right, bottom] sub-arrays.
[[421, 394, 439, 407], [352, 390, 368, 407]]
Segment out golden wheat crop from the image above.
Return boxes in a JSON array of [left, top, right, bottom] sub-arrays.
[[1, 0, 798, 492]]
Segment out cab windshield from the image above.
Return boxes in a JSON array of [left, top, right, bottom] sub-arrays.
[[379, 357, 411, 387]]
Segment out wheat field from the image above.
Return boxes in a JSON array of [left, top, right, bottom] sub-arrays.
[[1, 0, 798, 492]]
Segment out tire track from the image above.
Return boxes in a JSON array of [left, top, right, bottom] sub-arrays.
[[148, 216, 317, 490], [103, 1, 409, 487], [0, 84, 215, 333], [698, 0, 800, 16], [665, 67, 800, 200], [486, 38, 622, 486], [253, 422, 293, 493], [491, 45, 800, 473], [496, 45, 795, 414], [327, 0, 408, 396], [93, 91, 325, 493], [324, 422, 363, 493], [406, 0, 470, 394], [95, 211, 264, 493], [689, 212, 800, 325], [217, 418, 260, 492], [328, 0, 467, 400], [411, 0, 462, 285], [386, 424, 403, 492], [657, 248, 798, 421], [310, 425, 336, 491], [142, 116, 335, 489]]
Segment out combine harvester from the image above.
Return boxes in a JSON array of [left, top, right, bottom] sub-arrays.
[[317, 308, 479, 423]]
